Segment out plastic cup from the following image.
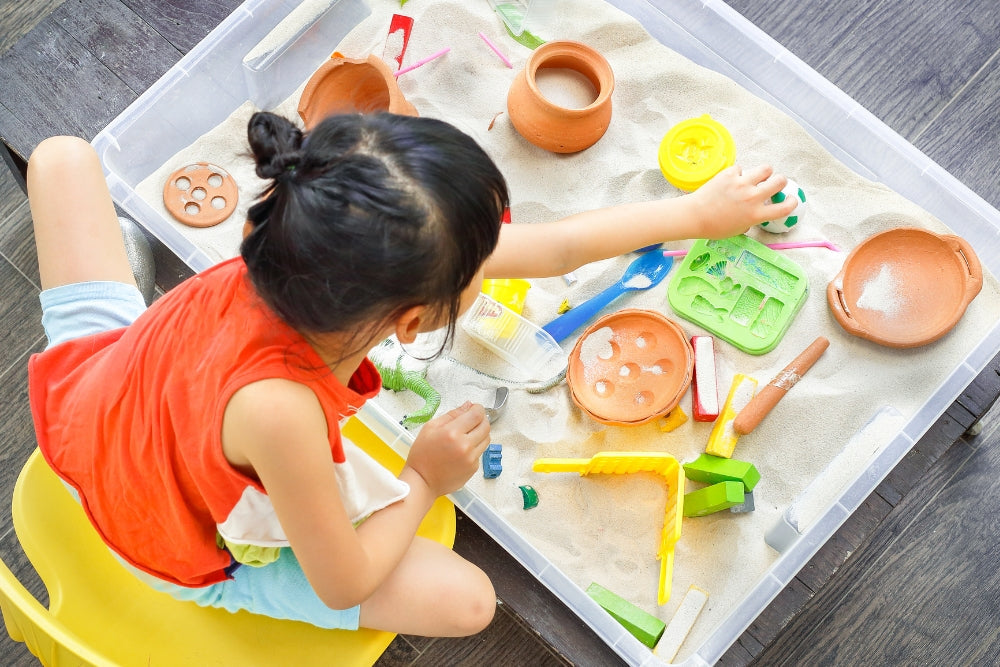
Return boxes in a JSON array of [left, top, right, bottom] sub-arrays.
[[481, 278, 531, 315]]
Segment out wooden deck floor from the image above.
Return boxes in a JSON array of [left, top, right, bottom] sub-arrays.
[[2, 1, 999, 665]]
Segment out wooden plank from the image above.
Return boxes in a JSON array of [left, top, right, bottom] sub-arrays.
[[728, 0, 1000, 142], [755, 432, 984, 663], [0, 178, 36, 287], [122, 0, 243, 54], [955, 353, 1000, 421], [743, 577, 813, 650], [0, 263, 44, 379], [722, 1, 880, 70], [717, 635, 757, 666], [404, 602, 569, 666], [913, 45, 1000, 210], [0, 0, 65, 54], [0, 17, 135, 155], [452, 512, 627, 666], [51, 0, 182, 93]]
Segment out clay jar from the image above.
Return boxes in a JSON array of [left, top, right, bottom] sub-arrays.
[[298, 54, 418, 130], [507, 40, 614, 153]]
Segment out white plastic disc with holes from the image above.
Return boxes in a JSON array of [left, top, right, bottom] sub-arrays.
[[162, 162, 239, 228]]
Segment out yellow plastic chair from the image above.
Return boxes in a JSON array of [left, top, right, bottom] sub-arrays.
[[0, 417, 456, 666]]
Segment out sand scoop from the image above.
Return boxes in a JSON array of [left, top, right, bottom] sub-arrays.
[[532, 452, 685, 604]]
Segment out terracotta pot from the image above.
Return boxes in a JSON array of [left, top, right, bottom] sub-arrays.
[[567, 309, 693, 426], [507, 40, 614, 153], [298, 54, 418, 130], [827, 227, 982, 348]]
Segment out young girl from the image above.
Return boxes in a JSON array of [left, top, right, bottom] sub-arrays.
[[27, 111, 795, 637]]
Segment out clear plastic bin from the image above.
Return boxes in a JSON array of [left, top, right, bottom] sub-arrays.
[[91, 1, 1000, 665]]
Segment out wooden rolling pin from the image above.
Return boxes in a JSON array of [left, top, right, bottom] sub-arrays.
[[733, 336, 829, 435]]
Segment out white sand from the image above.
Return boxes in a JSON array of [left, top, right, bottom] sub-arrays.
[[134, 0, 1000, 662]]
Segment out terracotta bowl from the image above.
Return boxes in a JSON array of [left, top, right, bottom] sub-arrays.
[[507, 40, 614, 153], [567, 309, 693, 426], [298, 54, 418, 130], [827, 227, 982, 348]]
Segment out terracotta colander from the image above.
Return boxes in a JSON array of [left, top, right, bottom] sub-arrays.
[[567, 309, 693, 426], [827, 227, 982, 348]]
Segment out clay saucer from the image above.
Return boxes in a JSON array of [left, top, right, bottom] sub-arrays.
[[162, 162, 238, 228], [567, 309, 693, 426], [827, 227, 982, 348], [298, 53, 418, 130]]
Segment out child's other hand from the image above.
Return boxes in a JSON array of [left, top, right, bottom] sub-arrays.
[[406, 401, 491, 496], [689, 164, 797, 239]]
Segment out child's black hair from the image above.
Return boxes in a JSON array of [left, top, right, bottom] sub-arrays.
[[242, 111, 508, 359]]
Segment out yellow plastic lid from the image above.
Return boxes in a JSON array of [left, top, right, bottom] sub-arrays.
[[658, 115, 736, 192]]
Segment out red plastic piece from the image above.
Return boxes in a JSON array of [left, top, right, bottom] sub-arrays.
[[383, 14, 414, 71], [501, 207, 511, 224], [690, 335, 720, 422]]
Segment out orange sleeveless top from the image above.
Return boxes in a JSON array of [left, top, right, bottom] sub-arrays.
[[28, 258, 381, 587]]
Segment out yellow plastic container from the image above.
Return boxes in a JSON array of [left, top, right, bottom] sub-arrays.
[[658, 114, 736, 192]]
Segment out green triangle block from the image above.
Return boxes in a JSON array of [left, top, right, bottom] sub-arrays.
[[683, 481, 745, 517], [586, 582, 665, 648], [683, 453, 760, 491]]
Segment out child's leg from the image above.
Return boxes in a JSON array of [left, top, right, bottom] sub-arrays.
[[27, 136, 137, 290], [358, 536, 496, 636]]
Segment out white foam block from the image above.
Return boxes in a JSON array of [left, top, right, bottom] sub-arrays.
[[655, 585, 709, 661]]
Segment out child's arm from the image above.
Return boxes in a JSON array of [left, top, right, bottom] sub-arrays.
[[222, 379, 489, 610], [484, 164, 796, 279]]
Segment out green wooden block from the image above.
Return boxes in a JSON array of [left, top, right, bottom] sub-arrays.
[[683, 453, 761, 491], [683, 481, 745, 517], [586, 582, 666, 648]]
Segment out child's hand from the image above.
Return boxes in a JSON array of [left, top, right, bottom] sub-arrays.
[[689, 164, 798, 239], [406, 401, 491, 496]]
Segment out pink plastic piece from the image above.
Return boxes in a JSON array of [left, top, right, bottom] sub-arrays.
[[479, 31, 513, 68], [662, 239, 840, 258], [690, 336, 720, 422], [394, 47, 451, 77]]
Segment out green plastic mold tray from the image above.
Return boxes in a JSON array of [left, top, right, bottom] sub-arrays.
[[667, 235, 809, 354]]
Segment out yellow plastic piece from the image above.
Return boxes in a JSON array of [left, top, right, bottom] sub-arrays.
[[481, 278, 531, 315], [0, 419, 455, 667], [657, 405, 689, 432], [658, 114, 736, 192], [705, 373, 758, 458], [533, 452, 685, 604]]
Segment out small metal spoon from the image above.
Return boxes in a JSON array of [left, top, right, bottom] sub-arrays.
[[484, 386, 509, 423]]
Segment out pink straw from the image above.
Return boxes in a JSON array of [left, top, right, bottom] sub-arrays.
[[479, 31, 513, 68], [394, 47, 451, 77], [662, 239, 841, 258]]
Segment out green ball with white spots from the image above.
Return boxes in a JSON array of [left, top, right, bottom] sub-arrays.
[[760, 179, 806, 233]]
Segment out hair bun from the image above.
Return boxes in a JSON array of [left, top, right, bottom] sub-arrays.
[[248, 111, 304, 181]]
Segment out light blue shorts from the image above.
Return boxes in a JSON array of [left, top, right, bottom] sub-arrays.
[[40, 281, 148, 349], [40, 280, 362, 630]]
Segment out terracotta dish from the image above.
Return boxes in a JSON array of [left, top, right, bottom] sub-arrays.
[[507, 40, 614, 153], [162, 162, 238, 228], [567, 309, 693, 426], [298, 53, 418, 130], [827, 227, 982, 348]]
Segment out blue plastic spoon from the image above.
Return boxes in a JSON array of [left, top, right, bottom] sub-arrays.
[[542, 251, 674, 343]]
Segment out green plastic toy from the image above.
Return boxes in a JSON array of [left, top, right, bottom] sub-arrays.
[[683, 481, 745, 517], [667, 234, 809, 354], [586, 582, 666, 648], [683, 453, 761, 492]]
